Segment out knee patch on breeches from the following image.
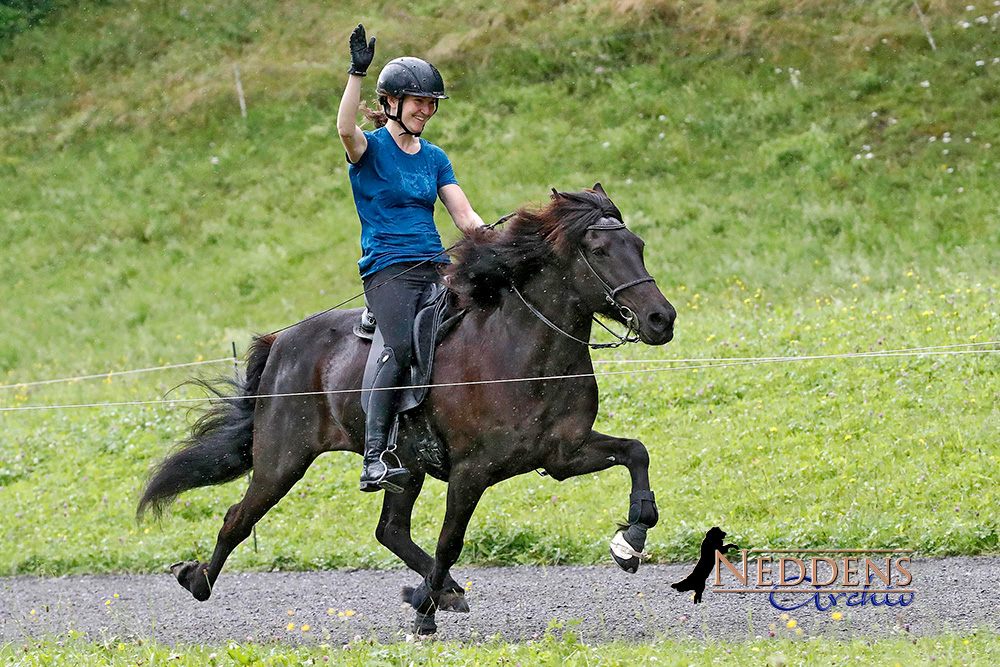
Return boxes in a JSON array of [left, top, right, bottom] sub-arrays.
[[372, 346, 401, 381], [381, 342, 413, 370]]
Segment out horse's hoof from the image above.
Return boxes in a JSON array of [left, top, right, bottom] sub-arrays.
[[404, 583, 469, 613], [413, 611, 437, 636], [610, 532, 642, 574], [406, 581, 436, 614], [170, 560, 212, 601], [437, 590, 470, 613]]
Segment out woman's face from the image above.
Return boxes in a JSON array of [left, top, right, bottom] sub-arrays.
[[388, 95, 437, 133]]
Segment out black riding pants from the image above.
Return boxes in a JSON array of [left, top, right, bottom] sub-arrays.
[[362, 261, 440, 369]]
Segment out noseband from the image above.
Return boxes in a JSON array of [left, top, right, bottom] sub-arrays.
[[512, 218, 656, 349]]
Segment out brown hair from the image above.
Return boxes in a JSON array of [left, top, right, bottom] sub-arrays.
[[359, 99, 388, 129], [444, 189, 622, 310]]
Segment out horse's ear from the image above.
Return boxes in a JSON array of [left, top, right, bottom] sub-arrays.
[[593, 182, 607, 197], [550, 188, 564, 200]]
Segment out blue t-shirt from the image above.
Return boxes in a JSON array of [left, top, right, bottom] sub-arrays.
[[348, 126, 459, 277]]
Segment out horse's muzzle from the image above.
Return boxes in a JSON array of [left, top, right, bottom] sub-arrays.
[[639, 304, 675, 345]]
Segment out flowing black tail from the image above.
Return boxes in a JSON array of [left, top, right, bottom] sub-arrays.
[[137, 334, 276, 520]]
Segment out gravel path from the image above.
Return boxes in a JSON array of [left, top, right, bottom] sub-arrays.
[[2, 557, 998, 645]]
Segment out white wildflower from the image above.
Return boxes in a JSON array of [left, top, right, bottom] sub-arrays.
[[920, 80, 931, 87], [976, 60, 986, 66], [865, 153, 874, 159]]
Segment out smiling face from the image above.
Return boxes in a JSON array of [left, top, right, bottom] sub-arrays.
[[386, 95, 438, 133]]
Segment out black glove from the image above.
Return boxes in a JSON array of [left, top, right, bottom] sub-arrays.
[[348, 23, 376, 76]]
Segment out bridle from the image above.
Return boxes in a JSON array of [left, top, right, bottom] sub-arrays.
[[512, 218, 656, 349]]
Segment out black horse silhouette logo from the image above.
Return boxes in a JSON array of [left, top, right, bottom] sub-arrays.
[[671, 526, 738, 603]]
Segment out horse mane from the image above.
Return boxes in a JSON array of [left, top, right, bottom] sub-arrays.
[[444, 186, 623, 310]]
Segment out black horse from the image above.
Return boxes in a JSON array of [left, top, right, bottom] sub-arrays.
[[138, 184, 676, 634]]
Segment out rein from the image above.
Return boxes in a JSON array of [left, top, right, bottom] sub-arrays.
[[511, 219, 655, 350]]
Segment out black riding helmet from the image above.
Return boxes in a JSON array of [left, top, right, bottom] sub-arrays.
[[376, 57, 447, 136]]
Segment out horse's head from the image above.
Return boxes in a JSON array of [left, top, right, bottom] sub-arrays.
[[445, 184, 675, 345], [553, 184, 675, 345]]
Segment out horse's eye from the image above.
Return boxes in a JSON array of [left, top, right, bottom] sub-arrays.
[[592, 246, 608, 257]]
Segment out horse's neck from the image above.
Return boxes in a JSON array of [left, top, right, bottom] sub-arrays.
[[494, 265, 596, 371]]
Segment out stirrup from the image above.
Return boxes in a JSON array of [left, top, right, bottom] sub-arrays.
[[360, 449, 410, 493]]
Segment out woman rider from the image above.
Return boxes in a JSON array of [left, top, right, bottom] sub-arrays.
[[337, 24, 486, 493]]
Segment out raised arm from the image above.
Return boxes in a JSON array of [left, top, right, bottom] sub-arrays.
[[439, 183, 485, 235], [338, 75, 368, 163], [338, 24, 375, 164]]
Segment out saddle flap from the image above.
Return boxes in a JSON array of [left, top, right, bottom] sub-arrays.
[[360, 283, 465, 415], [413, 284, 449, 377]]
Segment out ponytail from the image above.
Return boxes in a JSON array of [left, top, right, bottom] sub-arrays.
[[360, 99, 388, 129]]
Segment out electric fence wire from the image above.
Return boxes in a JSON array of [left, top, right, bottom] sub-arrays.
[[2, 343, 997, 414], [3, 339, 993, 393], [0, 357, 236, 391]]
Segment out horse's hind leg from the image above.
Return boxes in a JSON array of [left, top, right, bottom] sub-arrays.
[[171, 446, 318, 601], [376, 471, 469, 613], [543, 430, 659, 574]]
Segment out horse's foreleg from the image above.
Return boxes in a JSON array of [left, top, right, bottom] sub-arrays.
[[543, 430, 658, 574], [408, 469, 487, 634], [375, 471, 468, 613], [171, 450, 316, 601]]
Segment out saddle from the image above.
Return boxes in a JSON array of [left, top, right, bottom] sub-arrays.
[[354, 282, 466, 481]]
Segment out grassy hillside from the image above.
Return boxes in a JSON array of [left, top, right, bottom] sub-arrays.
[[0, 0, 999, 576]]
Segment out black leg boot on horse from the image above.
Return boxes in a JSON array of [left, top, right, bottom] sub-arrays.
[[360, 347, 411, 493]]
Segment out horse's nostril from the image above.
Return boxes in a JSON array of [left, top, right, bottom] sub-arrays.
[[648, 311, 668, 332]]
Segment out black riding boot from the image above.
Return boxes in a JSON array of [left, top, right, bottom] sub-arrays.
[[360, 347, 411, 493]]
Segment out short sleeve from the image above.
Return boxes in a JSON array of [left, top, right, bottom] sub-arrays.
[[436, 150, 459, 188], [347, 130, 378, 167]]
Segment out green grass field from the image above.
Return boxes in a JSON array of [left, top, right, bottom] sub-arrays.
[[2, 0, 1000, 660], [3, 631, 999, 666], [2, 0, 999, 574]]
